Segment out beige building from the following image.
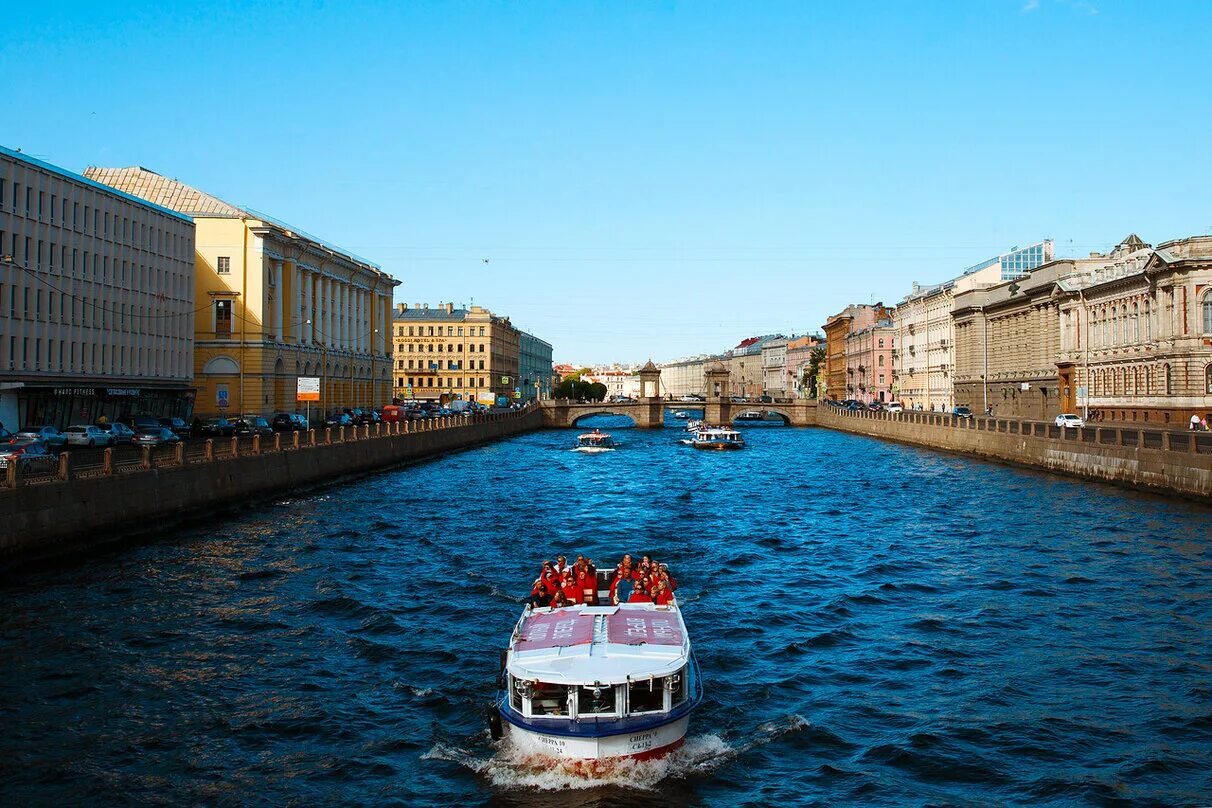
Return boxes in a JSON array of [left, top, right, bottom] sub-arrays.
[[392, 303, 520, 405], [893, 242, 1052, 412], [659, 356, 715, 398], [85, 166, 399, 419], [0, 147, 197, 430]]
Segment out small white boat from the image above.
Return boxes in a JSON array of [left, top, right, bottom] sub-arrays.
[[672, 410, 691, 419], [690, 426, 745, 450], [573, 431, 616, 453], [735, 410, 765, 421], [493, 580, 700, 765], [684, 419, 703, 433]]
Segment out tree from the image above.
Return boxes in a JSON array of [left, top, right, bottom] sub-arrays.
[[803, 347, 825, 399], [586, 382, 607, 402]]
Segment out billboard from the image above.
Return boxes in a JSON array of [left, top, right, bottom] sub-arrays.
[[297, 377, 321, 402]]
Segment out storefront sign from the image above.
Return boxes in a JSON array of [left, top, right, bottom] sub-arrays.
[[296, 377, 320, 402]]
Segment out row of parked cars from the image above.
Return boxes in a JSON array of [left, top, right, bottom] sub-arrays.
[[0, 417, 192, 471]]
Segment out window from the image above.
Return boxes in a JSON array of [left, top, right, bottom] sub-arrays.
[[215, 300, 232, 338], [578, 685, 617, 715], [1206, 365, 1212, 394], [1203, 292, 1212, 335], [217, 256, 231, 274], [1164, 364, 1172, 396], [628, 679, 665, 714], [529, 682, 568, 716]]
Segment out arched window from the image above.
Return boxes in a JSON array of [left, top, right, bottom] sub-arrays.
[[1203, 291, 1212, 335], [1165, 364, 1173, 396], [1144, 300, 1152, 341], [1206, 364, 1212, 395], [1132, 302, 1139, 343]]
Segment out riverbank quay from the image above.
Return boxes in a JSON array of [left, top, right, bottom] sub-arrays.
[[0, 408, 541, 566], [818, 405, 1212, 504]]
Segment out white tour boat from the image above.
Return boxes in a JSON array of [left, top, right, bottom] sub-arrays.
[[493, 579, 701, 763], [735, 409, 765, 421], [690, 426, 746, 450], [671, 410, 691, 420], [573, 430, 616, 453]]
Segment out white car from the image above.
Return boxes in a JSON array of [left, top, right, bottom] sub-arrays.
[[63, 424, 116, 447], [885, 402, 904, 414], [1055, 414, 1085, 429]]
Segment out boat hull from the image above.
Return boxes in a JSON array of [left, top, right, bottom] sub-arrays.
[[503, 714, 689, 761], [573, 446, 614, 453], [691, 442, 744, 450]]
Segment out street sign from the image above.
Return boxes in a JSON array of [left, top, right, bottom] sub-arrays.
[[297, 377, 320, 402], [216, 385, 230, 410], [500, 375, 510, 385]]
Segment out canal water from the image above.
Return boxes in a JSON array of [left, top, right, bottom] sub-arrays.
[[2, 417, 1210, 806]]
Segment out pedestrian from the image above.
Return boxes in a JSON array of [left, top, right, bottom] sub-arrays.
[[1190, 414, 1201, 432], [612, 570, 634, 605]]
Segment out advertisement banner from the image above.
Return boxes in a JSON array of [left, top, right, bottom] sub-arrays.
[[297, 377, 321, 402]]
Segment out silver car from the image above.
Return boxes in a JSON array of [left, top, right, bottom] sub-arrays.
[[15, 426, 66, 448], [132, 427, 180, 447], [63, 425, 116, 447]]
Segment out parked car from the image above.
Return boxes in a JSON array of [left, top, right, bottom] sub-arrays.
[[16, 426, 67, 448], [0, 439, 58, 471], [132, 427, 181, 447], [324, 412, 354, 427], [64, 425, 115, 447], [679, 394, 706, 402], [236, 415, 273, 437], [271, 413, 310, 432], [885, 402, 904, 414], [128, 415, 162, 432], [159, 417, 192, 439], [1055, 413, 1085, 429], [97, 422, 137, 444], [952, 406, 974, 419], [867, 402, 884, 411], [199, 418, 237, 438]]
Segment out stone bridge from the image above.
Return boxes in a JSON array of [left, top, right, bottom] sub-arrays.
[[538, 398, 818, 428]]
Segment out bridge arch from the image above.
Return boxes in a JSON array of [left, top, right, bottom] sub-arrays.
[[729, 407, 792, 426], [570, 410, 638, 428]]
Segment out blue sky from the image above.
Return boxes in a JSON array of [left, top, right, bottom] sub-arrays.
[[5, 1, 1210, 363]]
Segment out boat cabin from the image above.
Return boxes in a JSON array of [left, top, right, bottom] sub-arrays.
[[576, 432, 615, 448], [505, 603, 693, 722]]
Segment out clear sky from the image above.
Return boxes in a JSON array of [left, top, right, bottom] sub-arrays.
[[5, 1, 1210, 363]]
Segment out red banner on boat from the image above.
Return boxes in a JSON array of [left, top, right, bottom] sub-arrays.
[[606, 611, 683, 646], [515, 611, 594, 651]]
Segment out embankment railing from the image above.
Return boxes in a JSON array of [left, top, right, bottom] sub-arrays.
[[3, 406, 538, 490]]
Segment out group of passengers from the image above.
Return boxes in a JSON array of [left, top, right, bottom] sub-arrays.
[[526, 553, 677, 610]]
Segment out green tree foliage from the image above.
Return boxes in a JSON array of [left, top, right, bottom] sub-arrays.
[[804, 347, 826, 399], [553, 378, 608, 401], [586, 382, 607, 402]]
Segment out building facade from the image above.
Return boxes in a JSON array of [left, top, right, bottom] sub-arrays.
[[784, 335, 823, 398], [761, 337, 789, 398], [823, 305, 890, 401], [893, 261, 1006, 411], [85, 166, 398, 419], [392, 303, 520, 405], [844, 321, 895, 404], [0, 148, 197, 430], [518, 331, 554, 401], [960, 240, 1055, 282], [658, 356, 714, 398], [1057, 235, 1212, 425]]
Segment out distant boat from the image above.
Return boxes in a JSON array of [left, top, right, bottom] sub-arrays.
[[573, 431, 616, 453], [735, 410, 764, 421], [690, 427, 746, 450], [672, 410, 691, 419]]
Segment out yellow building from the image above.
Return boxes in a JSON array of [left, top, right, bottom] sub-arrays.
[[392, 303, 520, 404], [84, 167, 400, 418]]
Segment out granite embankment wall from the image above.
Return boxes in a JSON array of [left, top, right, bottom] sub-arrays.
[[0, 410, 541, 564], [817, 406, 1212, 504]]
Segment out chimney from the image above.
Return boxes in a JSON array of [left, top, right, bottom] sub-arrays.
[[423, 303, 428, 310], [396, 303, 406, 315], [446, 302, 454, 314]]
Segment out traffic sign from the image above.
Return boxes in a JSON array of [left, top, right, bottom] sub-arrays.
[[217, 385, 230, 410]]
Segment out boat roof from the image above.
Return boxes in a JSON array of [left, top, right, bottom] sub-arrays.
[[697, 427, 741, 435], [507, 603, 690, 686], [577, 432, 612, 439]]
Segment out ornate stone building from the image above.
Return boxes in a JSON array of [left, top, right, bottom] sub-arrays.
[[1056, 235, 1212, 425], [392, 303, 520, 405], [822, 304, 890, 401]]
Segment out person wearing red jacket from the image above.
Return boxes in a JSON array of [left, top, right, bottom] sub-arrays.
[[653, 581, 674, 606], [628, 588, 653, 604], [550, 591, 570, 610], [574, 558, 596, 606], [560, 572, 581, 605], [540, 562, 560, 596]]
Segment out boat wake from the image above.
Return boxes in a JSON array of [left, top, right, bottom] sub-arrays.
[[423, 715, 809, 792]]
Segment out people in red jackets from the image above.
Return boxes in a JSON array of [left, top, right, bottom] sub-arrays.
[[653, 581, 674, 606], [554, 555, 570, 578], [540, 562, 560, 596], [658, 564, 676, 590], [527, 576, 552, 608], [528, 553, 680, 607], [574, 557, 597, 605], [550, 591, 570, 609], [560, 571, 581, 604]]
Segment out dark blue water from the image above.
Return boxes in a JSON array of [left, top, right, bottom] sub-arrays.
[[2, 417, 1211, 806]]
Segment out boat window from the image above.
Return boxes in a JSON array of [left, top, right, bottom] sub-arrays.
[[508, 676, 522, 711], [530, 682, 569, 716], [577, 685, 617, 715], [671, 667, 688, 706], [628, 678, 665, 714]]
